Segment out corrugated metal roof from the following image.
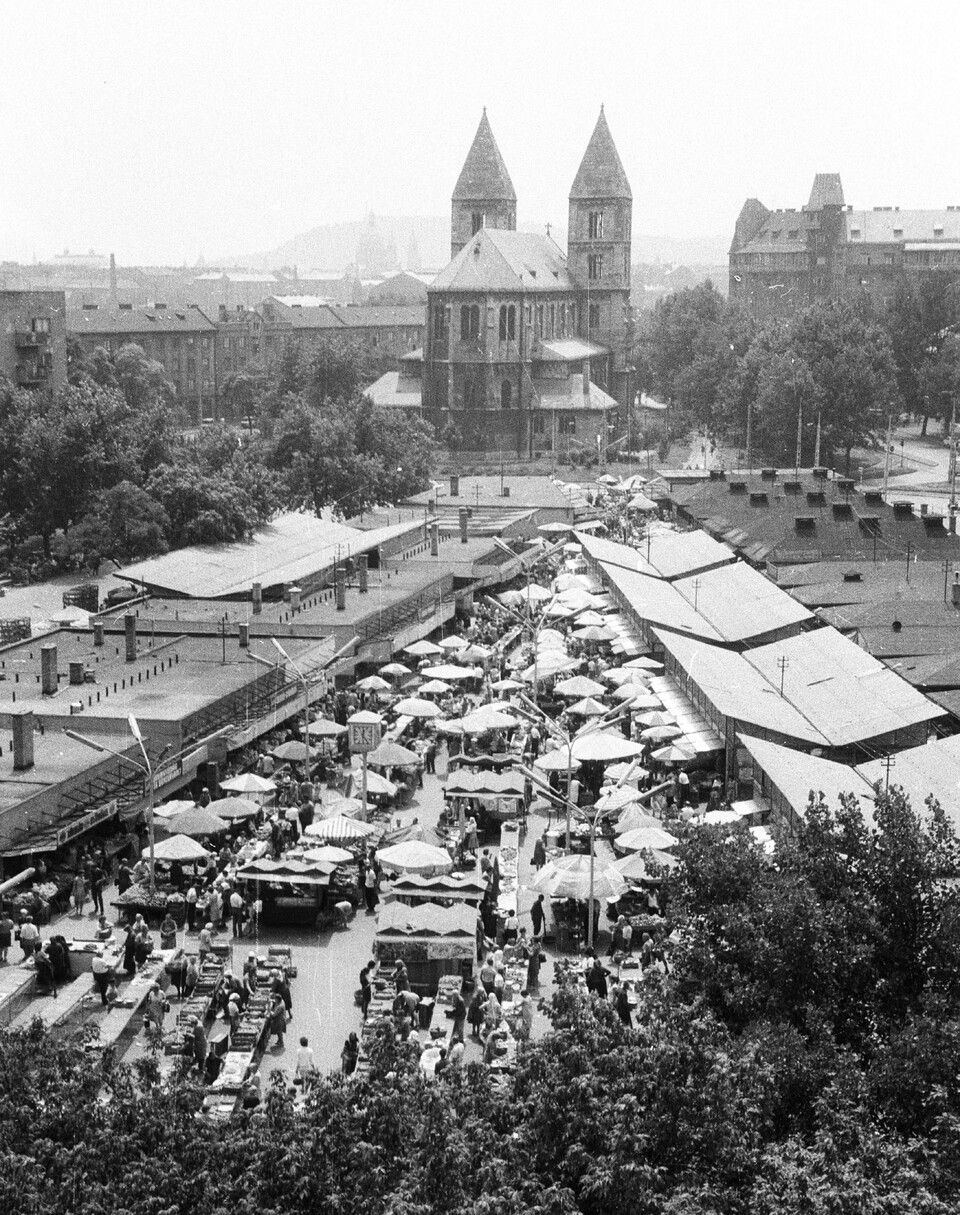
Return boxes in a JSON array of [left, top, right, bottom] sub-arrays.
[[117, 513, 421, 599], [577, 529, 734, 581], [739, 735, 873, 821], [860, 735, 960, 830]]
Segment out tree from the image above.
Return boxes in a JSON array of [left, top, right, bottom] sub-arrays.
[[72, 481, 170, 565], [885, 273, 960, 431]]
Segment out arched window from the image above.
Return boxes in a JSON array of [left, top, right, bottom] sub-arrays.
[[501, 381, 513, 410], [499, 305, 508, 341], [507, 304, 516, 340], [460, 304, 480, 341]]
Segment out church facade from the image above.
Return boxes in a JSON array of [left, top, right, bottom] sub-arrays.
[[366, 108, 634, 460]]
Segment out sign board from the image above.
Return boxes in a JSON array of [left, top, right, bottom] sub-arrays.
[[348, 718, 382, 754], [58, 799, 117, 846]]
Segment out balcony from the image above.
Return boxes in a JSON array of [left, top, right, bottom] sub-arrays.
[[15, 330, 49, 349]]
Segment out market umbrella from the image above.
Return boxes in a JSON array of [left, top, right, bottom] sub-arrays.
[[612, 852, 653, 881], [356, 674, 392, 692], [614, 805, 662, 834], [568, 696, 609, 717], [531, 854, 626, 901], [538, 628, 567, 650], [517, 584, 554, 604], [635, 710, 676, 728], [349, 768, 397, 797], [623, 656, 664, 671], [303, 799, 366, 830], [618, 826, 680, 852], [219, 772, 276, 794], [534, 750, 581, 773], [617, 473, 648, 491], [306, 718, 347, 737], [153, 799, 197, 822], [367, 740, 421, 768], [652, 742, 696, 764], [206, 797, 260, 821], [594, 786, 643, 812], [375, 840, 453, 876], [555, 674, 607, 698], [606, 761, 645, 782], [545, 602, 576, 619], [460, 707, 518, 734], [460, 644, 492, 662], [538, 521, 575, 536], [640, 724, 684, 742], [490, 677, 524, 692], [520, 653, 578, 682], [418, 679, 453, 695], [379, 662, 412, 678], [404, 639, 444, 657], [570, 731, 645, 763], [271, 741, 316, 763], [616, 690, 663, 709], [627, 493, 658, 512], [420, 664, 479, 681], [573, 624, 618, 642], [394, 696, 443, 718], [498, 590, 524, 607], [307, 814, 377, 843], [302, 845, 353, 865], [604, 667, 650, 686], [596, 473, 619, 486], [573, 609, 607, 627], [437, 635, 468, 651], [167, 807, 230, 837], [146, 834, 212, 862]]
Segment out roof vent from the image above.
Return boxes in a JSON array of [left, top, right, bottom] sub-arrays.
[[728, 481, 747, 494], [842, 570, 863, 582], [832, 502, 853, 519], [118, 302, 133, 311], [784, 480, 802, 495], [760, 468, 778, 481], [859, 515, 881, 535], [806, 491, 827, 507], [709, 469, 726, 481], [794, 516, 816, 532], [82, 303, 99, 310], [836, 477, 856, 495], [749, 492, 769, 506], [892, 501, 914, 518], [864, 490, 884, 507], [154, 302, 166, 310], [812, 466, 829, 480]]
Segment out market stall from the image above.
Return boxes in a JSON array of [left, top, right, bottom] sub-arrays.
[[374, 901, 478, 996], [233, 857, 335, 926]]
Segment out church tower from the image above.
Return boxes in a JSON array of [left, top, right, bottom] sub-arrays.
[[567, 107, 632, 402], [450, 109, 516, 260]]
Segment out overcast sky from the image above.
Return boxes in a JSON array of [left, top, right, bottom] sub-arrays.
[[3, 0, 959, 265]]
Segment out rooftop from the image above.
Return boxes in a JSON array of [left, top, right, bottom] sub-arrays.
[[452, 109, 516, 203], [577, 529, 735, 581], [569, 107, 632, 201], [404, 476, 583, 514], [430, 229, 575, 294], [67, 305, 217, 334], [117, 513, 421, 599]]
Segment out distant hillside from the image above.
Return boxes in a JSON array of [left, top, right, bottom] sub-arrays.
[[231, 217, 728, 275]]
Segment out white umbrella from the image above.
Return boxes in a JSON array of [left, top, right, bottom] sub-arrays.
[[627, 494, 658, 512], [154, 799, 197, 822], [219, 772, 276, 794], [616, 689, 663, 709], [350, 768, 397, 797], [520, 653, 578, 681], [555, 675, 607, 698], [145, 834, 211, 862], [612, 852, 653, 880], [573, 610, 607, 627], [420, 664, 480, 681], [606, 761, 645, 782], [418, 679, 453, 695], [532, 854, 626, 900], [356, 674, 392, 692], [570, 731, 645, 763], [624, 656, 664, 671], [517, 584, 553, 604], [405, 639, 444, 657], [567, 696, 609, 717], [604, 667, 650, 687], [307, 718, 348, 737], [537, 629, 567, 650], [596, 473, 618, 486], [302, 845, 353, 865], [437, 635, 468, 651], [394, 696, 443, 718], [652, 742, 696, 764], [594, 786, 643, 812], [640, 724, 684, 742], [635, 710, 676, 728], [618, 826, 680, 852], [307, 814, 377, 843], [573, 624, 617, 642], [379, 662, 412, 677], [367, 740, 421, 767], [614, 805, 662, 834], [491, 677, 524, 692], [461, 707, 518, 734], [51, 606, 94, 624], [545, 603, 576, 619], [207, 797, 261, 821], [534, 750, 581, 773]]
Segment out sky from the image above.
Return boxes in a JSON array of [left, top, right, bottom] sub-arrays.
[[3, 0, 960, 266]]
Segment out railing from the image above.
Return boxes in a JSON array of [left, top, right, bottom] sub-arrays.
[[354, 574, 456, 642]]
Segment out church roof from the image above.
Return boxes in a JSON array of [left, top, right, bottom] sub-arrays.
[[452, 109, 516, 202], [429, 228, 576, 293], [570, 107, 631, 201]]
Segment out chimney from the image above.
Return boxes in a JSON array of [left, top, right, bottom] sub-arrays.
[[501, 485, 511, 497], [290, 586, 301, 612], [458, 507, 469, 544], [252, 582, 262, 614], [952, 573, 960, 608], [427, 497, 436, 515], [124, 613, 136, 662], [11, 710, 35, 771], [358, 554, 369, 593], [335, 572, 347, 611], [450, 474, 460, 497], [40, 644, 58, 695], [69, 661, 84, 686], [238, 622, 249, 648], [93, 620, 104, 647], [430, 520, 439, 556], [109, 253, 118, 306]]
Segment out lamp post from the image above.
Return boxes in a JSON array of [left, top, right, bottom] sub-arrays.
[[66, 714, 157, 892], [579, 800, 612, 950], [347, 710, 382, 817], [482, 585, 556, 708]]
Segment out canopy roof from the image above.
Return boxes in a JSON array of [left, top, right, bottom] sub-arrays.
[[376, 901, 477, 937]]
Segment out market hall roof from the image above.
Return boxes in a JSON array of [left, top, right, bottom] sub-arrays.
[[452, 109, 517, 202], [117, 512, 421, 599], [576, 529, 735, 581], [570, 106, 632, 200], [429, 229, 576, 294]]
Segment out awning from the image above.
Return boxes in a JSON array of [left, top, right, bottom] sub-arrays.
[[0, 799, 119, 858]]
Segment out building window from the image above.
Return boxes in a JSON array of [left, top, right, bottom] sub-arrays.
[[460, 304, 480, 341], [30, 317, 51, 335], [501, 381, 513, 409], [588, 303, 600, 329], [549, 304, 556, 336], [588, 254, 603, 280], [433, 305, 446, 339], [559, 415, 576, 435], [471, 211, 484, 235], [533, 415, 545, 434], [498, 304, 517, 341], [588, 211, 604, 239], [537, 305, 545, 338]]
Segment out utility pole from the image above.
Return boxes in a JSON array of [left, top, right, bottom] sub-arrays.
[[944, 559, 952, 604], [950, 395, 958, 533], [880, 754, 896, 792], [777, 655, 789, 698], [813, 408, 822, 469], [882, 412, 892, 501], [905, 540, 912, 584]]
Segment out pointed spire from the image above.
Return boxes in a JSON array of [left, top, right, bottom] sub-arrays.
[[570, 108, 631, 200], [452, 110, 516, 202]]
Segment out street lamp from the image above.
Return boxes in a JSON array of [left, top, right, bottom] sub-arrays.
[[482, 584, 556, 707], [66, 714, 158, 893], [249, 639, 314, 749]]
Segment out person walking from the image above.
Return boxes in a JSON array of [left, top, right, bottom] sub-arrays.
[[341, 1032, 360, 1076], [230, 889, 245, 938], [71, 872, 87, 918], [91, 952, 113, 1006], [268, 993, 287, 1049], [532, 834, 547, 871], [296, 1037, 318, 1090], [185, 885, 198, 932], [89, 863, 106, 916], [0, 911, 15, 964], [363, 865, 379, 913], [198, 922, 214, 965], [18, 916, 39, 961], [530, 894, 546, 939]]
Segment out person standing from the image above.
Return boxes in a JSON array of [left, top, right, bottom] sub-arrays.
[[198, 922, 214, 964], [530, 894, 546, 939], [296, 1036, 317, 1090], [363, 865, 378, 913], [89, 863, 106, 916], [19, 916, 40, 961], [532, 834, 547, 871], [0, 910, 15, 964], [189, 1017, 207, 1070], [268, 993, 287, 1049], [230, 889, 245, 938], [91, 952, 113, 1006], [613, 981, 632, 1027], [449, 989, 467, 1040], [207, 887, 222, 932], [185, 885, 198, 932], [71, 872, 87, 918], [341, 1031, 359, 1076], [517, 989, 534, 1040]]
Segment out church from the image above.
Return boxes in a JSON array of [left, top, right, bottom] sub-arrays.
[[366, 108, 634, 459]]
